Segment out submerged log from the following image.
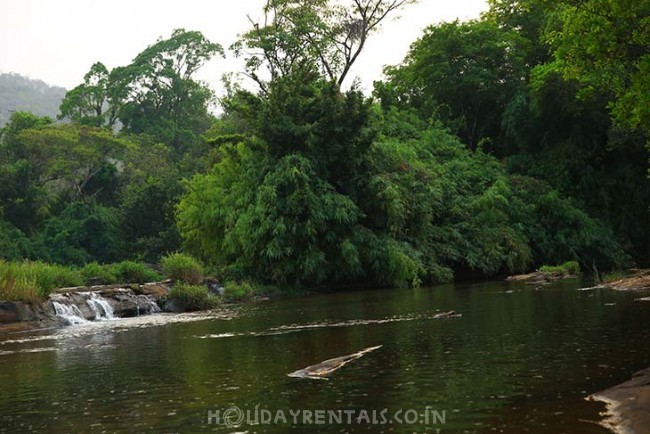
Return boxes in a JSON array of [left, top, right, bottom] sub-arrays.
[[433, 310, 461, 319], [288, 345, 383, 380]]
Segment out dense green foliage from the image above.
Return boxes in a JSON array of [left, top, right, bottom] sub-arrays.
[[168, 283, 219, 311], [161, 253, 204, 284], [539, 261, 580, 276], [0, 30, 219, 267], [1, 0, 647, 293]]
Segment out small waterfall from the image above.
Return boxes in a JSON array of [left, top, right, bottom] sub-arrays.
[[148, 299, 161, 314], [85, 292, 115, 320], [52, 302, 88, 325], [50, 288, 164, 326]]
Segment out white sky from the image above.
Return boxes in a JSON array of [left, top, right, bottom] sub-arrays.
[[0, 0, 487, 97]]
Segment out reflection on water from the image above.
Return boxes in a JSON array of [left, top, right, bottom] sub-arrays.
[[0, 280, 648, 433]]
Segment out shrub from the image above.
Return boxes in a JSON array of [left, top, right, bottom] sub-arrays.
[[539, 261, 581, 276], [109, 261, 162, 283], [80, 262, 118, 284], [169, 283, 219, 311], [221, 280, 281, 302], [161, 253, 203, 284], [223, 280, 257, 302], [30, 262, 83, 293], [602, 270, 627, 283]]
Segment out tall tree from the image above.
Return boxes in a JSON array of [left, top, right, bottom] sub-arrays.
[[59, 30, 223, 153], [381, 20, 527, 151], [232, 0, 416, 91], [16, 124, 129, 202], [115, 29, 223, 150], [58, 62, 120, 128]]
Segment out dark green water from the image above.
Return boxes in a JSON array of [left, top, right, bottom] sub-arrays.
[[1, 279, 649, 433]]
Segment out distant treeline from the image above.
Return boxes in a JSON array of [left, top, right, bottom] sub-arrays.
[[0, 73, 66, 127]]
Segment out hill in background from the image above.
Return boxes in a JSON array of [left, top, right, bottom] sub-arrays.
[[0, 72, 66, 126]]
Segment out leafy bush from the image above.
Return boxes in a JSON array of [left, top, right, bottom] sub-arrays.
[[161, 253, 203, 284], [30, 202, 122, 266], [223, 280, 255, 302], [169, 283, 219, 311], [0, 220, 32, 261], [108, 261, 162, 284], [30, 262, 84, 292], [539, 261, 581, 275], [80, 262, 118, 284]]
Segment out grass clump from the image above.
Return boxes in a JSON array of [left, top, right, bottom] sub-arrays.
[[169, 283, 219, 311], [161, 253, 203, 284], [223, 280, 277, 302], [539, 261, 581, 276], [108, 261, 162, 283], [0, 260, 83, 301], [0, 260, 166, 302], [602, 270, 628, 283], [30, 262, 83, 292], [0, 261, 40, 301]]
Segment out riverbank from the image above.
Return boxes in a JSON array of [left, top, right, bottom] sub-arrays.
[[505, 261, 581, 286], [0, 256, 280, 332], [604, 269, 650, 292], [0, 281, 171, 332], [0, 277, 281, 334], [587, 367, 650, 434]]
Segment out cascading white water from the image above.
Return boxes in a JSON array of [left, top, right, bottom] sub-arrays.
[[148, 300, 161, 314], [85, 293, 115, 320], [52, 302, 88, 325], [51, 291, 162, 326]]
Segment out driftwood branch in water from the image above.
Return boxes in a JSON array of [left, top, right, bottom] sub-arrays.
[[288, 345, 383, 380]]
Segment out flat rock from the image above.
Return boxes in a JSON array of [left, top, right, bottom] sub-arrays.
[[587, 367, 650, 434], [606, 270, 650, 292]]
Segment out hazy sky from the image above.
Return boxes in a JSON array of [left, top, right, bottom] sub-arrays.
[[1, 0, 487, 96]]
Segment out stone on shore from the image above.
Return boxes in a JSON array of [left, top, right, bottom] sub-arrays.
[[605, 270, 650, 292], [587, 367, 650, 434]]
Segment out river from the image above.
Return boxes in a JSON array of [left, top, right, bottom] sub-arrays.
[[0, 279, 648, 433]]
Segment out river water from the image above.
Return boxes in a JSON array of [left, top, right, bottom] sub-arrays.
[[0, 279, 648, 433]]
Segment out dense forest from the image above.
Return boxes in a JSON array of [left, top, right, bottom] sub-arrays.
[[1, 0, 648, 289], [0, 73, 66, 127]]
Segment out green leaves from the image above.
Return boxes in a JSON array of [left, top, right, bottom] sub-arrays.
[[17, 124, 129, 201], [382, 19, 528, 151], [59, 30, 222, 153], [544, 0, 650, 135], [179, 149, 365, 286], [58, 62, 117, 127]]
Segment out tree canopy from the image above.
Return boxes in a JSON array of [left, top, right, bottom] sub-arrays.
[[1, 0, 647, 287]]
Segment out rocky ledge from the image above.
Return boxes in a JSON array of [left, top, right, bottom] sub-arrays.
[[0, 282, 172, 330], [506, 271, 578, 286], [587, 367, 650, 434], [604, 269, 650, 292]]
